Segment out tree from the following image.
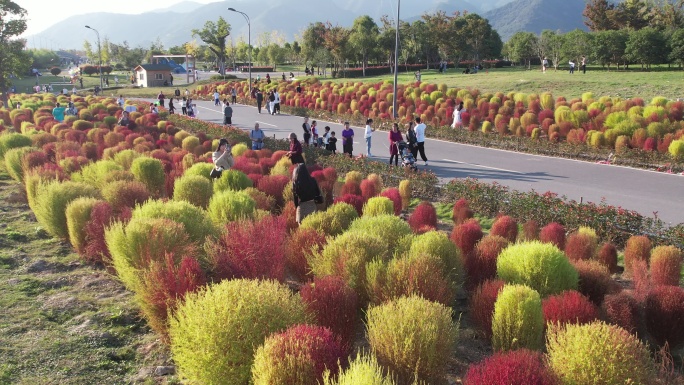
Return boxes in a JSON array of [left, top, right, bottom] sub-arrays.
[[583, 0, 616, 31], [267, 43, 286, 70], [412, 20, 440, 69], [591, 29, 628, 70], [462, 13, 502, 62], [562, 29, 592, 64], [349, 15, 379, 76], [423, 11, 464, 69], [505, 31, 537, 68], [0, 1, 28, 106], [301, 22, 327, 66], [669, 28, 684, 67], [101, 37, 110, 64], [83, 40, 94, 63], [192, 17, 231, 74], [323, 23, 351, 75], [613, 0, 651, 29], [625, 27, 668, 69]]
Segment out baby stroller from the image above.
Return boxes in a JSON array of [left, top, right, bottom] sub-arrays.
[[397, 141, 418, 171]]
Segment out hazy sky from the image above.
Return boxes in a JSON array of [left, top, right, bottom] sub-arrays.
[[21, 0, 219, 37]]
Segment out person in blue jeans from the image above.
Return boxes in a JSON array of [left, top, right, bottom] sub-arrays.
[[364, 118, 375, 157]]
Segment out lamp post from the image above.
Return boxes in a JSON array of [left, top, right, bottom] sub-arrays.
[[228, 7, 251, 93], [85, 25, 104, 92], [393, 0, 400, 119]]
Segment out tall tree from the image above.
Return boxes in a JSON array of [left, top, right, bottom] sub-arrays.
[[583, 0, 616, 31], [625, 27, 668, 69], [83, 40, 94, 63], [462, 13, 502, 62], [613, 0, 651, 29], [591, 29, 628, 70], [323, 23, 351, 75], [349, 15, 380, 76], [562, 29, 592, 64], [545, 31, 566, 70], [301, 22, 327, 66], [0, 0, 28, 106], [192, 17, 231, 74], [505, 32, 537, 68], [423, 11, 464, 68], [101, 37, 111, 64], [668, 28, 684, 67]]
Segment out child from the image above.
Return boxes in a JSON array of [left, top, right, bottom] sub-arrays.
[[327, 131, 337, 154], [322, 126, 331, 149]]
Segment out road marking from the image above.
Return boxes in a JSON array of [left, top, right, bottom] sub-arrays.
[[255, 121, 277, 127], [442, 159, 524, 174]]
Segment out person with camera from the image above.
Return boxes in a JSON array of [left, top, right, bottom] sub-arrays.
[[211, 138, 234, 179]]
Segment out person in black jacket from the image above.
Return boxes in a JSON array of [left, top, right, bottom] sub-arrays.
[[255, 88, 264, 113], [292, 163, 322, 224]]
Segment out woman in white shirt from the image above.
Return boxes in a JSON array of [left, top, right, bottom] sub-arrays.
[[364, 118, 375, 157], [451, 101, 465, 128]]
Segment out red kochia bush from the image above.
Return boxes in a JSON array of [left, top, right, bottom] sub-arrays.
[[379, 187, 402, 216], [542, 290, 599, 327], [469, 279, 505, 338], [624, 235, 651, 273], [285, 228, 327, 281], [452, 198, 473, 224], [572, 260, 615, 305], [464, 349, 559, 385], [340, 181, 362, 197], [644, 286, 684, 348], [564, 232, 596, 261], [467, 235, 509, 290], [598, 242, 619, 273], [300, 276, 359, 350], [258, 157, 276, 174], [82, 202, 131, 265], [602, 292, 640, 334], [257, 174, 290, 208], [450, 218, 484, 258], [539, 222, 566, 249], [102, 180, 150, 212], [649, 245, 683, 286], [359, 179, 377, 201], [207, 215, 287, 282], [279, 201, 298, 232], [522, 219, 539, 241], [408, 201, 437, 233], [490, 215, 518, 242], [333, 194, 364, 216]]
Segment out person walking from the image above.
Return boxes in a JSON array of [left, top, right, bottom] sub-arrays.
[[181, 97, 187, 115], [223, 101, 233, 125], [542, 57, 549, 73], [250, 122, 265, 150], [157, 91, 165, 108], [414, 117, 428, 166], [569, 59, 576, 74], [287, 133, 305, 164], [451, 102, 464, 128], [292, 164, 322, 224], [301, 117, 312, 146], [342, 122, 354, 157], [364, 118, 375, 157], [388, 122, 403, 166], [581, 56, 587, 74], [213, 90, 220, 106], [273, 90, 281, 114], [406, 122, 418, 159], [231, 87, 237, 104], [168, 97, 176, 114], [268, 91, 275, 114], [256, 88, 264, 113]]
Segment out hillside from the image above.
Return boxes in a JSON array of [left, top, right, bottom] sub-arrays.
[[484, 0, 587, 40]]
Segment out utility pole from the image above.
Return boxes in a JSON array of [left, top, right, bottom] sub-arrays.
[[392, 0, 400, 119]]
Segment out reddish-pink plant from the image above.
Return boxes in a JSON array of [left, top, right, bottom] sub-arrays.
[[632, 260, 651, 302], [300, 276, 358, 350], [333, 194, 364, 216], [522, 219, 539, 241], [408, 201, 437, 233], [450, 218, 483, 258], [542, 290, 599, 327], [359, 179, 377, 201], [280, 201, 298, 232], [452, 198, 473, 224], [82, 202, 131, 265], [207, 215, 288, 281], [539, 222, 566, 249], [285, 228, 327, 281], [379, 187, 402, 215], [644, 286, 684, 348], [258, 157, 276, 174], [467, 235, 509, 291], [464, 349, 559, 385], [598, 242, 619, 273], [103, 180, 150, 212], [564, 232, 596, 261], [572, 260, 615, 305], [257, 174, 290, 208], [469, 279, 505, 338], [602, 292, 640, 334], [649, 246, 682, 286], [490, 215, 518, 242], [624, 235, 652, 273], [340, 181, 362, 197]]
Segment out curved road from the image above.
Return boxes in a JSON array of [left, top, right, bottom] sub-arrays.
[[147, 97, 684, 224]]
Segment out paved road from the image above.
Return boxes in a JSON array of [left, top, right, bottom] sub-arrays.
[[149, 97, 684, 224]]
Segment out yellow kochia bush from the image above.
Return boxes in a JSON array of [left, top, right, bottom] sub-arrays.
[[173, 174, 213, 209], [33, 180, 101, 239], [363, 196, 395, 217], [322, 353, 396, 385], [169, 279, 308, 385], [65, 197, 102, 254], [491, 284, 544, 352], [130, 157, 166, 197]]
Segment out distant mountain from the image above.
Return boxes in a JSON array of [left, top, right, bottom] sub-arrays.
[[484, 0, 587, 40], [150, 1, 208, 14]]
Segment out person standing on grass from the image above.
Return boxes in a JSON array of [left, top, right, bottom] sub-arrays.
[[389, 122, 403, 166], [342, 122, 354, 157], [542, 57, 549, 73], [157, 91, 165, 108], [364, 118, 375, 157], [302, 117, 312, 146], [213, 90, 220, 106], [256, 88, 264, 113], [223, 101, 233, 125], [250, 122, 265, 150], [414, 117, 428, 166], [581, 56, 587, 74]]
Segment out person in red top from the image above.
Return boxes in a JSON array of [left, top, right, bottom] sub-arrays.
[[388, 122, 403, 166], [287, 133, 305, 164], [157, 91, 165, 108]]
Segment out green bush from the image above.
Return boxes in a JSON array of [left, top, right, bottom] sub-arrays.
[[0, 133, 32, 159], [322, 353, 396, 385], [231, 142, 249, 157], [71, 160, 123, 188], [183, 162, 214, 180], [130, 157, 166, 197], [669, 139, 684, 161], [173, 174, 213, 209], [207, 190, 256, 225], [491, 284, 544, 352], [131, 199, 217, 243], [347, 214, 412, 253], [65, 197, 101, 254], [363, 196, 395, 217], [169, 279, 308, 385], [497, 241, 578, 297], [33, 181, 101, 239], [4, 147, 33, 182], [409, 230, 464, 286], [367, 295, 458, 384], [112, 149, 141, 170], [547, 321, 655, 385], [181, 136, 200, 152], [213, 169, 253, 193], [300, 202, 359, 236]]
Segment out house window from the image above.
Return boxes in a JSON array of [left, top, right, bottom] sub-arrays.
[[139, 73, 145, 80], [155, 73, 163, 80]]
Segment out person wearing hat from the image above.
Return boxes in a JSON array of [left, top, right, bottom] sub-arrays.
[[211, 138, 233, 178]]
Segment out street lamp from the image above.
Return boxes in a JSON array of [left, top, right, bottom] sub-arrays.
[[393, 0, 400, 119], [228, 7, 251, 93], [85, 25, 104, 92]]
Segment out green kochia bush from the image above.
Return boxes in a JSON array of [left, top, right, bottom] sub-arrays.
[[183, 162, 214, 180], [169, 279, 308, 385], [322, 353, 396, 385], [0, 133, 32, 159], [33, 181, 101, 239], [173, 174, 213, 209], [131, 199, 217, 243], [367, 295, 458, 384], [363, 196, 395, 217], [4, 147, 33, 182], [497, 241, 578, 297], [491, 284, 544, 352], [547, 321, 655, 385], [71, 160, 123, 188], [213, 169, 253, 193], [347, 214, 413, 254], [65, 197, 101, 254], [207, 190, 256, 225], [130, 157, 166, 197], [300, 202, 359, 236], [409, 230, 464, 286]]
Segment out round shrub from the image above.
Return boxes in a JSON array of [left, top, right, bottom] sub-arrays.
[[407, 201, 437, 233], [649, 245, 682, 286], [379, 187, 402, 215], [464, 349, 559, 385], [347, 214, 413, 253], [522, 219, 539, 240], [360, 179, 377, 201], [208, 190, 256, 225], [340, 181, 361, 196], [252, 324, 347, 385], [33, 180, 101, 239], [300, 276, 359, 348], [572, 260, 614, 305], [602, 292, 640, 334], [597, 242, 619, 273], [398, 179, 411, 211], [468, 235, 509, 291], [65, 197, 101, 254], [546, 322, 655, 385], [4, 147, 33, 182], [644, 285, 684, 348], [470, 279, 505, 338], [0, 132, 32, 159], [492, 284, 544, 352], [496, 241, 578, 297], [285, 228, 327, 280], [101, 180, 150, 212], [299, 203, 356, 237], [231, 142, 249, 157], [130, 156, 166, 197], [564, 232, 597, 261], [408, 230, 464, 286], [367, 295, 458, 384], [71, 160, 123, 188], [183, 162, 214, 180], [344, 170, 363, 184], [214, 169, 253, 193], [490, 215, 518, 242], [131, 199, 217, 243], [333, 194, 364, 215], [450, 218, 483, 257], [624, 235, 651, 273], [542, 290, 599, 327], [169, 279, 308, 385], [539, 222, 566, 249], [181, 136, 200, 152], [363, 196, 395, 217], [243, 187, 276, 212], [173, 174, 213, 209], [322, 353, 395, 385], [452, 198, 473, 224], [112, 149, 140, 170]]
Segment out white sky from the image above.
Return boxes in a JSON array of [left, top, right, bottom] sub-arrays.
[[21, 0, 219, 37]]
